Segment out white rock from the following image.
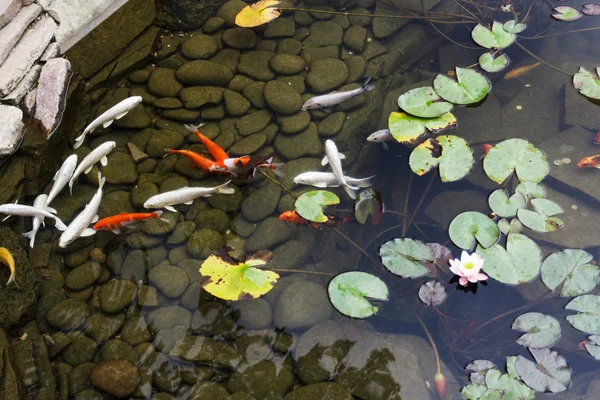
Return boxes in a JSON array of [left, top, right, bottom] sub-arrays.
[[34, 57, 72, 137], [0, 0, 22, 30], [23, 88, 37, 116], [0, 3, 42, 65], [1, 64, 41, 104], [40, 41, 61, 61], [22, 0, 36, 5], [0, 105, 25, 160], [0, 15, 56, 97]]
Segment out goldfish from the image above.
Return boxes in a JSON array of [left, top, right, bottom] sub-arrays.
[[302, 78, 375, 110], [93, 211, 167, 234], [577, 154, 600, 169], [503, 62, 541, 80], [594, 132, 600, 145], [0, 247, 16, 286], [165, 148, 223, 172], [482, 144, 494, 154], [279, 210, 353, 229], [185, 123, 229, 162]]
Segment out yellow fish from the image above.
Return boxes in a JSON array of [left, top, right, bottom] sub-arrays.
[[0, 247, 16, 286], [503, 62, 541, 80]]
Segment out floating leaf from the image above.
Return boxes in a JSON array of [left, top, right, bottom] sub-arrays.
[[449, 211, 499, 250], [541, 249, 598, 297], [515, 181, 545, 201], [397, 87, 453, 118], [295, 190, 339, 223], [199, 249, 278, 300], [328, 271, 388, 319], [388, 112, 456, 144], [379, 238, 433, 278], [471, 21, 517, 49], [503, 20, 527, 33], [506, 356, 519, 379], [553, 5, 582, 21], [498, 218, 522, 235], [466, 360, 497, 385], [514, 348, 571, 393], [235, 0, 281, 27], [409, 135, 473, 182], [418, 281, 447, 306], [566, 294, 600, 334], [517, 198, 564, 232], [461, 384, 488, 399], [512, 312, 561, 348], [426, 243, 452, 274], [483, 139, 548, 184], [573, 67, 600, 100], [476, 233, 542, 284], [355, 189, 383, 225], [584, 335, 600, 360], [433, 68, 491, 105], [582, 3, 600, 15], [488, 189, 526, 218], [478, 52, 510, 73], [485, 369, 536, 399]]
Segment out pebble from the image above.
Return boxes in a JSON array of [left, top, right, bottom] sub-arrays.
[[175, 60, 234, 86], [233, 298, 273, 329], [306, 59, 348, 93], [46, 298, 91, 331], [274, 280, 332, 329], [99, 280, 137, 314], [241, 182, 281, 222], [181, 34, 218, 59], [62, 333, 97, 366], [84, 311, 125, 343], [187, 228, 225, 258], [264, 80, 303, 115], [147, 68, 183, 97], [237, 50, 276, 81], [222, 27, 257, 49], [91, 360, 140, 398], [148, 264, 189, 298]]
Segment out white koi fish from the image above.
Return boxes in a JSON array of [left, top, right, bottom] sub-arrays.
[[23, 194, 51, 248], [59, 172, 105, 248], [294, 171, 375, 188], [322, 140, 358, 199], [69, 141, 115, 194], [73, 96, 142, 149], [0, 203, 67, 231], [144, 182, 234, 212], [302, 79, 375, 110], [367, 129, 393, 150], [46, 154, 78, 207]]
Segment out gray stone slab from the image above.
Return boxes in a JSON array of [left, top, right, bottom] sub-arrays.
[[40, 42, 61, 61], [1, 64, 41, 104], [0, 0, 22, 30], [0, 105, 24, 161], [0, 3, 42, 65], [34, 58, 72, 138], [0, 15, 56, 97]]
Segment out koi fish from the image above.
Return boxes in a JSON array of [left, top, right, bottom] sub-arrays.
[[73, 96, 142, 149], [69, 141, 115, 194], [577, 154, 600, 169], [302, 78, 375, 110], [46, 154, 77, 207], [94, 211, 167, 234], [367, 129, 393, 150], [0, 247, 16, 286], [322, 140, 359, 199], [211, 155, 284, 178], [143, 181, 235, 212], [23, 194, 50, 248], [0, 203, 67, 231], [184, 123, 229, 162], [503, 62, 541, 80], [165, 148, 222, 172], [279, 210, 353, 229], [594, 132, 600, 145], [482, 144, 494, 154], [294, 171, 374, 189]]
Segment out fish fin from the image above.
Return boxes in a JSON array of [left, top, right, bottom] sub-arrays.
[[41, 220, 46, 227], [344, 185, 357, 199], [100, 156, 108, 166], [271, 165, 285, 177], [92, 215, 99, 223], [73, 133, 85, 149], [165, 206, 177, 212], [321, 155, 329, 166], [312, 182, 329, 188], [53, 169, 60, 181], [154, 210, 163, 217], [6, 274, 16, 286], [22, 230, 34, 239], [2, 215, 10, 222], [98, 172, 106, 188], [358, 175, 376, 188], [382, 142, 389, 150], [115, 111, 128, 120], [54, 218, 68, 231], [362, 77, 376, 92], [113, 227, 121, 234], [215, 186, 235, 195], [338, 153, 346, 160], [84, 165, 93, 174], [102, 119, 115, 128], [80, 228, 97, 237], [203, 194, 212, 197], [46, 206, 57, 214], [184, 201, 193, 205], [69, 179, 74, 195]]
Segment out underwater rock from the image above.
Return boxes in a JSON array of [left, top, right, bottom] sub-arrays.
[[179, 86, 223, 108], [65, 261, 102, 291], [241, 182, 281, 222], [148, 68, 184, 98], [228, 133, 266, 156], [63, 333, 98, 366], [317, 112, 345, 137], [264, 80, 303, 115], [303, 21, 343, 48], [564, 83, 600, 130], [236, 109, 273, 136], [203, 16, 225, 34], [300, 45, 339, 64], [188, 382, 231, 399], [274, 122, 322, 159], [187, 228, 226, 258], [277, 38, 303, 55], [153, 97, 183, 109], [0, 105, 25, 162], [98, 190, 135, 219], [228, 360, 295, 399], [195, 209, 231, 232], [176, 60, 234, 86], [216, 0, 247, 26], [153, 356, 182, 392], [129, 69, 150, 83], [102, 339, 138, 365], [222, 27, 258, 49], [46, 298, 91, 331], [277, 111, 311, 135], [191, 302, 237, 337], [91, 360, 140, 398], [242, 81, 266, 108], [0, 3, 40, 63], [372, 0, 409, 38], [162, 108, 202, 122], [101, 152, 138, 184], [284, 383, 352, 400], [167, 221, 197, 244], [146, 306, 192, 333], [68, 362, 95, 396], [83, 312, 125, 344], [232, 298, 273, 329], [155, 0, 226, 30], [34, 58, 72, 137], [238, 50, 276, 81], [272, 240, 310, 269], [210, 47, 241, 72], [264, 17, 296, 38], [99, 280, 137, 314], [274, 280, 332, 330], [343, 26, 367, 53], [170, 334, 241, 368], [181, 34, 218, 59], [148, 264, 189, 298], [138, 285, 159, 307], [231, 215, 257, 238], [244, 217, 292, 251], [269, 54, 306, 76], [228, 75, 253, 92], [140, 212, 178, 235], [306, 59, 348, 93], [131, 181, 159, 208], [223, 89, 251, 116], [121, 316, 152, 347], [146, 129, 185, 158], [344, 56, 366, 84]]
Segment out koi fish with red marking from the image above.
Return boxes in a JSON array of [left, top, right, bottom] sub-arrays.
[[93, 211, 168, 234], [279, 210, 354, 230], [594, 132, 600, 145], [164, 148, 226, 173], [577, 154, 600, 169], [185, 123, 229, 162], [482, 143, 494, 154]]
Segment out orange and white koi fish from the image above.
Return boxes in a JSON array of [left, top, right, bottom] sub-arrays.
[[279, 210, 354, 229], [503, 62, 541, 80], [185, 124, 229, 162], [577, 154, 600, 169], [0, 247, 16, 286], [93, 211, 167, 233], [164, 149, 224, 173], [211, 155, 284, 177]]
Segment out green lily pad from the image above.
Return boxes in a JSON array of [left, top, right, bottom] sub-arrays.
[[483, 139, 548, 184], [566, 294, 600, 334], [498, 218, 522, 235], [449, 211, 500, 250], [466, 360, 497, 385], [514, 348, 571, 393], [295, 190, 339, 223], [379, 238, 433, 278], [488, 189, 526, 218], [476, 233, 542, 284], [485, 369, 536, 399], [517, 198, 564, 232], [328, 271, 388, 319], [541, 249, 598, 297], [433, 68, 491, 105], [397, 86, 453, 118], [506, 356, 519, 379], [503, 20, 527, 34], [553, 5, 582, 21], [388, 112, 456, 144], [584, 335, 600, 360], [573, 67, 600, 100], [409, 135, 474, 182], [471, 21, 517, 49], [461, 384, 488, 400], [515, 181, 545, 201], [512, 312, 561, 348], [478, 52, 510, 73], [355, 189, 383, 225]]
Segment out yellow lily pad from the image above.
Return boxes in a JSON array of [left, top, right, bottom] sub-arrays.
[[236, 0, 281, 28]]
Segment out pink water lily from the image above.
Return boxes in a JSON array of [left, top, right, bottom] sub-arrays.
[[449, 251, 488, 286]]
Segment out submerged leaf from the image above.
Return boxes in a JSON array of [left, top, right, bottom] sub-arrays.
[[488, 189, 526, 218], [355, 189, 383, 225], [476, 233, 542, 284], [478, 52, 510, 73], [433, 68, 491, 104], [503, 20, 527, 33], [573, 67, 600, 100], [387, 112, 456, 144], [515, 181, 546, 201], [466, 360, 497, 385], [483, 139, 548, 184], [379, 238, 433, 278], [235, 0, 281, 27], [582, 3, 600, 15], [541, 249, 598, 297], [498, 218, 522, 235], [409, 135, 474, 182], [295, 190, 339, 223], [514, 348, 571, 393], [584, 335, 600, 360], [328, 271, 388, 318], [485, 369, 536, 399], [397, 86, 453, 118], [512, 312, 561, 348], [565, 294, 600, 334], [553, 5, 582, 21], [449, 211, 499, 250], [471, 21, 517, 49], [426, 243, 453, 274], [518, 198, 564, 232], [418, 280, 447, 306]]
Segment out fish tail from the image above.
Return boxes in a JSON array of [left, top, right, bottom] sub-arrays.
[[357, 175, 376, 188], [164, 148, 177, 158], [184, 123, 205, 133], [22, 230, 36, 248], [54, 217, 68, 231], [270, 164, 285, 177], [362, 77, 376, 92], [215, 181, 235, 195], [6, 273, 15, 286], [343, 184, 357, 199], [98, 171, 106, 188]]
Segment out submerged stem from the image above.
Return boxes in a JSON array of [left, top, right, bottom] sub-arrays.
[[514, 42, 571, 77], [416, 314, 442, 375], [333, 227, 381, 266], [403, 173, 436, 237], [277, 7, 477, 23], [258, 169, 296, 198], [269, 267, 335, 276]]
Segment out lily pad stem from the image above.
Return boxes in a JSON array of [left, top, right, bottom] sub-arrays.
[[520, 25, 600, 40], [258, 169, 296, 198], [415, 313, 442, 375], [515, 42, 571, 76], [403, 173, 436, 237], [333, 227, 381, 266]]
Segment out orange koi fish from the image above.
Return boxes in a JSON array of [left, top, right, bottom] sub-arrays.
[[577, 154, 600, 169], [93, 211, 167, 233], [503, 62, 541, 80], [165, 148, 223, 172], [185, 123, 229, 162], [279, 211, 353, 230], [482, 144, 493, 154]]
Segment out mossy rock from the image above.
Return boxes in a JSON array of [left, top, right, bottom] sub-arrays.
[[181, 35, 218, 59], [102, 152, 138, 184], [277, 112, 311, 135], [242, 81, 266, 108], [244, 217, 292, 251], [269, 54, 306, 76], [131, 182, 159, 208], [201, 105, 226, 121], [216, 0, 247, 26], [202, 17, 225, 34], [65, 261, 102, 291], [206, 183, 244, 212], [84, 312, 125, 344], [231, 215, 257, 238], [264, 81, 303, 115], [303, 21, 343, 48], [176, 60, 234, 86], [99, 280, 137, 314], [264, 17, 296, 38], [241, 182, 281, 222], [179, 86, 223, 109], [227, 360, 294, 399], [146, 129, 185, 157], [344, 56, 366, 83], [187, 229, 225, 258], [284, 383, 352, 400], [167, 221, 197, 244], [278, 157, 322, 188], [162, 108, 202, 122], [140, 212, 178, 235], [276, 38, 303, 55], [194, 209, 230, 233], [236, 109, 273, 136], [348, 8, 372, 27], [222, 27, 257, 49], [149, 264, 189, 298], [300, 46, 339, 64], [228, 133, 266, 156], [210, 48, 240, 72], [98, 190, 135, 219], [277, 75, 305, 94], [227, 75, 253, 92], [223, 89, 251, 117], [148, 68, 184, 97], [306, 59, 348, 93], [153, 97, 183, 109], [257, 39, 277, 52], [317, 112, 345, 137], [343, 26, 367, 53], [274, 123, 321, 159], [237, 51, 276, 81], [46, 298, 91, 331]]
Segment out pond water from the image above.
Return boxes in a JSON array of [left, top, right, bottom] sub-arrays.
[[2, 0, 600, 398]]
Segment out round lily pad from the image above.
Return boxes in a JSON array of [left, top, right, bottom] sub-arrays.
[[553, 5, 582, 21], [471, 21, 517, 49], [409, 135, 474, 182], [566, 294, 600, 334], [485, 369, 536, 398], [515, 181, 545, 201], [573, 67, 600, 100], [515, 348, 571, 393], [418, 280, 447, 306], [466, 360, 497, 385], [478, 52, 510, 73], [541, 249, 598, 297], [379, 238, 433, 278], [295, 190, 339, 223], [503, 20, 527, 34], [449, 211, 500, 250], [483, 138, 549, 184], [433, 68, 491, 105], [328, 271, 388, 319], [397, 86, 453, 118], [488, 189, 526, 218], [512, 312, 561, 348], [582, 4, 600, 15], [585, 335, 600, 360], [388, 112, 456, 144], [517, 198, 564, 232]]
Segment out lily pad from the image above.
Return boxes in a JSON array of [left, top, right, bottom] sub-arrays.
[[409, 135, 474, 182], [553, 5, 582, 21], [471, 21, 517, 49], [379, 238, 433, 278], [498, 218, 522, 235], [584, 335, 600, 360], [449, 211, 500, 250], [397, 86, 453, 118], [573, 67, 600, 100], [582, 4, 600, 15], [476, 233, 542, 285], [461, 384, 488, 399], [388, 112, 456, 144], [541, 249, 598, 297], [199, 249, 279, 300], [515, 181, 545, 201], [566, 294, 600, 334], [355, 189, 383, 225], [517, 198, 564, 232], [433, 68, 491, 104], [512, 312, 561, 348], [503, 20, 527, 33], [483, 139, 548, 184], [295, 190, 339, 223], [418, 280, 447, 306], [235, 0, 281, 27], [466, 360, 497, 385], [488, 189, 526, 218], [425, 243, 453, 274], [328, 271, 388, 319], [507, 356, 519, 379], [478, 52, 510, 73], [485, 369, 536, 399], [514, 348, 571, 393]]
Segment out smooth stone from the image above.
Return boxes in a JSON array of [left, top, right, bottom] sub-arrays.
[[372, 0, 409, 38], [65, 261, 102, 291], [344, 56, 366, 83], [264, 17, 296, 38], [202, 16, 225, 33], [209, 48, 240, 72], [242, 81, 266, 108], [236, 109, 273, 136], [186, 229, 225, 258], [274, 122, 322, 159], [121, 316, 152, 346], [167, 221, 197, 244], [272, 240, 310, 269], [138, 285, 159, 306], [241, 182, 281, 222], [194, 209, 230, 233], [227, 360, 294, 399], [181, 34, 218, 59], [277, 38, 303, 55], [237, 51, 275, 81], [228, 75, 253, 92], [169, 335, 241, 368], [216, 0, 247, 26], [318, 112, 345, 137], [162, 108, 201, 122], [0, 105, 25, 161], [146, 306, 192, 332], [63, 333, 98, 366], [228, 133, 266, 156], [206, 184, 244, 212], [269, 54, 306, 76], [91, 360, 139, 398], [33, 58, 72, 137], [274, 281, 332, 329], [46, 298, 91, 331], [139, 212, 178, 235], [129, 69, 150, 83], [101, 152, 138, 184], [343, 26, 367, 53], [153, 97, 183, 109], [300, 46, 339, 64], [97, 190, 135, 219], [222, 27, 257, 49], [257, 39, 277, 52], [303, 21, 342, 48], [148, 265, 189, 298], [201, 105, 226, 120], [84, 312, 125, 343], [306, 59, 348, 93], [223, 89, 251, 116], [132, 182, 159, 208], [99, 280, 137, 314], [0, 3, 41, 65], [284, 383, 352, 400], [102, 339, 138, 365], [146, 129, 185, 157], [244, 217, 292, 251], [148, 68, 184, 97], [264, 80, 303, 115], [232, 299, 272, 329], [68, 363, 95, 396], [179, 86, 223, 108], [176, 60, 234, 86]]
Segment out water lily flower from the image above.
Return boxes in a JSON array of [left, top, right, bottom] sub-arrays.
[[449, 251, 488, 286]]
